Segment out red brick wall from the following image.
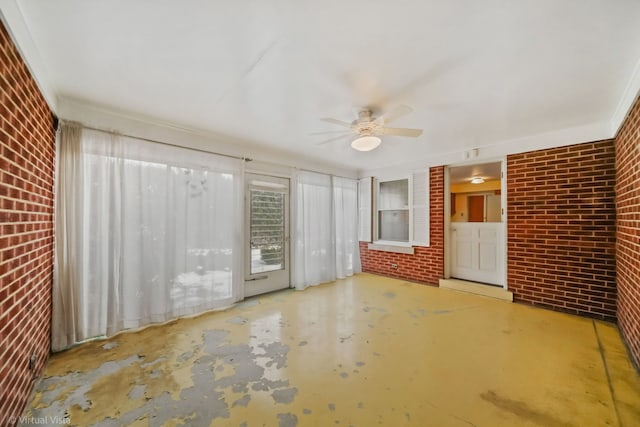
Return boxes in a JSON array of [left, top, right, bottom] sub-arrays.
[[0, 21, 56, 426], [507, 140, 617, 321], [616, 94, 640, 367], [360, 166, 444, 285]]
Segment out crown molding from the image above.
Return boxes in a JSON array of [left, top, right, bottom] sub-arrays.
[[610, 55, 640, 136], [0, 0, 58, 112]]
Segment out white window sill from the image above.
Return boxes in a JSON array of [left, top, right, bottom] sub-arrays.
[[367, 242, 415, 254]]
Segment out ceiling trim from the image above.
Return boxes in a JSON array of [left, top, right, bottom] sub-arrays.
[[0, 0, 58, 112], [359, 120, 612, 178], [610, 55, 640, 136]]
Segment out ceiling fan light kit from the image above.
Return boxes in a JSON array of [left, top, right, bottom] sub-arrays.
[[351, 135, 382, 151], [317, 105, 423, 152]]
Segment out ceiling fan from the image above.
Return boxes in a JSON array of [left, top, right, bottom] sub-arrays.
[[314, 105, 423, 151]]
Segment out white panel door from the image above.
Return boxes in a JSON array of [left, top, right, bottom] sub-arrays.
[[450, 222, 503, 285]]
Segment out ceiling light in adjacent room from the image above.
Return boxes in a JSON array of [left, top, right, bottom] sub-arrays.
[[470, 177, 485, 184], [351, 136, 382, 151]]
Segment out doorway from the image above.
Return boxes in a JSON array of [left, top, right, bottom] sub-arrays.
[[447, 161, 506, 287], [244, 174, 290, 297]]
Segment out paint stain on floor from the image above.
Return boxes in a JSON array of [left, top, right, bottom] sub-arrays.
[[480, 390, 574, 427], [19, 274, 640, 426]]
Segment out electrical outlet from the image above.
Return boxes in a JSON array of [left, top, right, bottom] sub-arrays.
[[391, 263, 398, 269], [29, 353, 37, 370]]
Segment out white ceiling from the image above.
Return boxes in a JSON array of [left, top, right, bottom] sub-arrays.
[[12, 0, 640, 172]]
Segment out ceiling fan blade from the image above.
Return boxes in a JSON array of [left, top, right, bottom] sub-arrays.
[[383, 127, 423, 137], [377, 105, 413, 124], [316, 134, 353, 146], [308, 130, 353, 136], [320, 118, 352, 128]]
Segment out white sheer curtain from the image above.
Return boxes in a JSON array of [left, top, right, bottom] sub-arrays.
[[292, 171, 361, 290], [333, 176, 362, 278], [53, 123, 243, 351]]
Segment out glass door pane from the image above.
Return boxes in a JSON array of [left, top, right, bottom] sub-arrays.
[[250, 189, 285, 274]]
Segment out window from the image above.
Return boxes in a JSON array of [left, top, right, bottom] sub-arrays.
[[358, 170, 429, 248], [377, 178, 410, 242]]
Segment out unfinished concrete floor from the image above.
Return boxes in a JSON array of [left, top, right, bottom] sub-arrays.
[[21, 273, 640, 426]]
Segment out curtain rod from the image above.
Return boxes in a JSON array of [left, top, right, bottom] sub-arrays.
[[246, 157, 358, 181], [64, 121, 251, 162], [296, 168, 358, 181], [64, 121, 359, 180]]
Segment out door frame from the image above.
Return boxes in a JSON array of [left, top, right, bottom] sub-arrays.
[[244, 173, 291, 297], [444, 157, 508, 289]]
